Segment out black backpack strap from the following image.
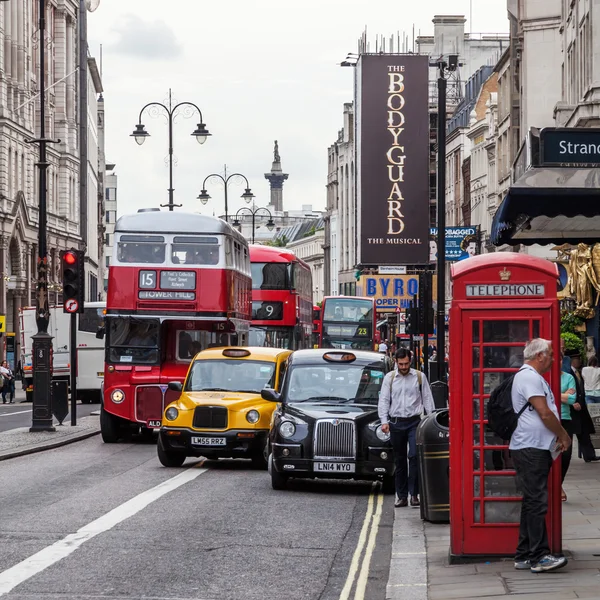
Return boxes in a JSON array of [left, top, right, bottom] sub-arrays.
[[516, 402, 530, 418]]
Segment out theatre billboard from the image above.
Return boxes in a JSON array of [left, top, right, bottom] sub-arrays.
[[357, 54, 429, 266]]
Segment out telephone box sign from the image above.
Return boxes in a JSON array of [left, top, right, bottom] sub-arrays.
[[466, 284, 545, 297], [358, 54, 429, 266]]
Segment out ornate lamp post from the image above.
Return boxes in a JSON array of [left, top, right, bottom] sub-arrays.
[[131, 89, 211, 211], [233, 206, 275, 244], [198, 166, 255, 222]]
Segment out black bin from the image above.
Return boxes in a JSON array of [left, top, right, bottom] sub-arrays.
[[416, 409, 450, 523]]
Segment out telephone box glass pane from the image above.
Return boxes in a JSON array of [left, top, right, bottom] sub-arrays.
[[484, 428, 508, 446], [473, 346, 480, 368], [483, 347, 524, 368], [473, 424, 481, 446], [474, 475, 481, 496], [533, 321, 540, 338], [484, 501, 521, 523], [483, 321, 529, 343], [472, 320, 480, 342], [473, 398, 480, 420], [474, 501, 481, 523], [473, 372, 480, 395], [475, 449, 513, 471], [483, 372, 513, 395], [484, 476, 522, 497]]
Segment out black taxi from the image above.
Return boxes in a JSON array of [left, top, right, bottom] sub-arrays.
[[261, 349, 394, 491]]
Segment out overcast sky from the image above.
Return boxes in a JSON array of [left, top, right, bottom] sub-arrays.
[[88, 0, 509, 218]]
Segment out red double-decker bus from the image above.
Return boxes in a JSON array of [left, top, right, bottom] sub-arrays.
[[319, 296, 377, 351], [101, 209, 252, 442], [312, 305, 321, 348], [248, 245, 312, 349]]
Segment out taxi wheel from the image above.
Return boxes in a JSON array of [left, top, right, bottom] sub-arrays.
[[251, 451, 268, 470], [381, 476, 395, 495], [157, 435, 186, 468], [269, 454, 288, 490], [100, 405, 121, 443]]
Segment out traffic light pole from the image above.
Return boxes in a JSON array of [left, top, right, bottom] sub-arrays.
[[29, 0, 57, 432], [70, 313, 77, 426]]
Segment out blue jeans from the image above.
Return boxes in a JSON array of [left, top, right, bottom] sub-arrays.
[[586, 395, 600, 404], [389, 417, 420, 499]]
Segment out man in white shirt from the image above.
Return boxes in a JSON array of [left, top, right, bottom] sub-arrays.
[[378, 340, 388, 355], [510, 338, 571, 573], [378, 348, 435, 507]]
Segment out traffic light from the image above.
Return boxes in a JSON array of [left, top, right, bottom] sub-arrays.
[[405, 308, 418, 334], [61, 249, 85, 313]]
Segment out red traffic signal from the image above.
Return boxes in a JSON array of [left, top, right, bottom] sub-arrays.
[[60, 249, 85, 313], [63, 251, 77, 265]]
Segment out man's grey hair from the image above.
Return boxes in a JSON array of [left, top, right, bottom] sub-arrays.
[[523, 338, 552, 360]]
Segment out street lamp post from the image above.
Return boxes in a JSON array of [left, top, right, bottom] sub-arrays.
[[131, 89, 211, 211], [27, 0, 60, 432], [233, 207, 275, 244], [431, 54, 459, 406], [198, 166, 255, 222]]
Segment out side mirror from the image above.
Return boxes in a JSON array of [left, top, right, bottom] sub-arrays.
[[95, 326, 105, 340], [168, 381, 183, 392], [261, 388, 281, 402]]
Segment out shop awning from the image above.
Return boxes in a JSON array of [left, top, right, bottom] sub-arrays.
[[491, 167, 600, 246]]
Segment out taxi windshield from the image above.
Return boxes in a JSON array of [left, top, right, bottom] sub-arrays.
[[286, 364, 385, 404], [186, 359, 276, 393]]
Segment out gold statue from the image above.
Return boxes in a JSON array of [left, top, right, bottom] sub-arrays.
[[568, 243, 600, 318]]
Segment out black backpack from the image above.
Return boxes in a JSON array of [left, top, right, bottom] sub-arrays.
[[487, 370, 530, 440]]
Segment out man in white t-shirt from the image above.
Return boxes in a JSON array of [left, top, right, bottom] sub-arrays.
[[378, 340, 388, 355], [510, 338, 571, 573]]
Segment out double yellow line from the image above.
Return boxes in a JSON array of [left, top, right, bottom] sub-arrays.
[[339, 483, 384, 600]]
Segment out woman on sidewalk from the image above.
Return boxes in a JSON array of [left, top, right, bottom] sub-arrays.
[[582, 356, 600, 404], [0, 361, 15, 404], [561, 367, 580, 501]]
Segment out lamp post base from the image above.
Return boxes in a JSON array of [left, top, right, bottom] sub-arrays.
[[30, 331, 55, 432]]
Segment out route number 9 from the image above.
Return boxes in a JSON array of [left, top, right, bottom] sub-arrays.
[[265, 305, 274, 317]]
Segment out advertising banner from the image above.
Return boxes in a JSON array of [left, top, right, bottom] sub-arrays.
[[357, 274, 437, 311], [429, 226, 479, 263], [358, 54, 430, 266]]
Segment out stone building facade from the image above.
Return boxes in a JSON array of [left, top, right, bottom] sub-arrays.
[[0, 1, 103, 362]]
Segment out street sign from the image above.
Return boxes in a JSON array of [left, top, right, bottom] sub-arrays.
[[65, 299, 79, 313], [540, 127, 600, 167], [379, 266, 407, 275]]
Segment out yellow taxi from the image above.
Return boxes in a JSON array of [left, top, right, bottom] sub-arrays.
[[157, 347, 291, 468]]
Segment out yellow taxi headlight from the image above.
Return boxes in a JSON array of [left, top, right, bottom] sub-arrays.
[[165, 407, 179, 421], [246, 410, 260, 424]]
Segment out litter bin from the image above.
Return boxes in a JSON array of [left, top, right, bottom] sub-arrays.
[[417, 409, 450, 523]]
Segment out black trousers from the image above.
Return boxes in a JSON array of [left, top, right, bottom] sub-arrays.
[[389, 417, 420, 499], [512, 448, 553, 564], [561, 419, 574, 484]]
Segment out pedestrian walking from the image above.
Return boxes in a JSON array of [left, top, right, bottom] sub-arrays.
[[510, 338, 570, 573], [0, 360, 15, 404], [564, 347, 599, 462], [582, 356, 600, 404], [560, 365, 579, 501], [378, 339, 388, 356], [378, 348, 435, 508]]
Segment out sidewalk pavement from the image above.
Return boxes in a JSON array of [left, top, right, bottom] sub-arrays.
[[388, 456, 600, 600], [0, 413, 100, 461]]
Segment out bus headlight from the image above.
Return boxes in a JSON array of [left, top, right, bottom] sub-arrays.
[[111, 389, 125, 404], [376, 425, 390, 442], [246, 410, 260, 424], [165, 407, 179, 421], [279, 421, 296, 438]]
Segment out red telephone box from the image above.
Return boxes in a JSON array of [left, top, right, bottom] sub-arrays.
[[449, 253, 561, 560]]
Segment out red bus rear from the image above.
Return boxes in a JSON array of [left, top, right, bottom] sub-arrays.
[[101, 209, 251, 442], [248, 245, 312, 349], [312, 305, 321, 348], [319, 296, 377, 351]]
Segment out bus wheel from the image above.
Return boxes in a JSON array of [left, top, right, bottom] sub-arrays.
[[157, 435, 186, 467], [100, 405, 122, 443]]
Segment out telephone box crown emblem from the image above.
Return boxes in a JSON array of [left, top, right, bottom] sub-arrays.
[[499, 267, 511, 281]]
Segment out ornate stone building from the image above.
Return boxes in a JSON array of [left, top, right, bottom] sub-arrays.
[[0, 1, 90, 358]]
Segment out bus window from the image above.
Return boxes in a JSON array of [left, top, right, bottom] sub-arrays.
[[171, 236, 220, 266], [117, 235, 165, 264], [78, 307, 105, 333], [107, 318, 160, 364], [176, 330, 212, 360]]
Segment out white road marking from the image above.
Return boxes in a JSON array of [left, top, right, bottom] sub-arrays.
[[0, 465, 207, 597], [0, 410, 31, 417], [354, 488, 384, 600], [338, 483, 378, 600]]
